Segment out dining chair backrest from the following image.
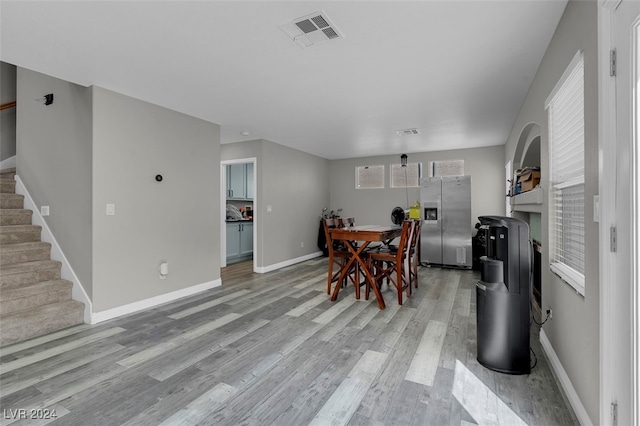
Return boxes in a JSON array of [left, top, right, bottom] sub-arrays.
[[323, 218, 349, 253], [323, 217, 363, 294], [322, 219, 335, 254], [407, 219, 420, 250], [406, 219, 421, 288], [395, 220, 413, 259], [404, 221, 415, 251], [403, 219, 417, 259], [365, 220, 414, 306]]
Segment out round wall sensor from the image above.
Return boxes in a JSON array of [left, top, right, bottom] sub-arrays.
[[155, 174, 163, 182]]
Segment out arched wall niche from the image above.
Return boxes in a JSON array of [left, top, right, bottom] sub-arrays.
[[510, 123, 543, 313], [513, 122, 541, 170], [522, 136, 541, 168]]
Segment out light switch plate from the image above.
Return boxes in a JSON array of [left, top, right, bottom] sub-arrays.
[[267, 205, 272, 213], [106, 203, 115, 216], [41, 206, 50, 216]]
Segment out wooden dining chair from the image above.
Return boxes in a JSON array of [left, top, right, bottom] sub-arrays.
[[322, 218, 360, 296], [367, 220, 414, 305], [407, 219, 421, 288]]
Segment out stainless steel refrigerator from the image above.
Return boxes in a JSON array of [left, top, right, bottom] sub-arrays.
[[420, 176, 472, 268]]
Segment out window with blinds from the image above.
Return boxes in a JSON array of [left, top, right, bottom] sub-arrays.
[[391, 163, 422, 188], [427, 160, 464, 177], [546, 50, 585, 295], [356, 165, 385, 189]]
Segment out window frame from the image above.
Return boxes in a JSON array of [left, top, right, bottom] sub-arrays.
[[390, 162, 422, 188], [545, 49, 586, 296], [355, 165, 385, 189], [427, 159, 465, 177]]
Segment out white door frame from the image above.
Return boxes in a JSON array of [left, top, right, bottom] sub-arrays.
[[598, 3, 619, 424], [599, 0, 639, 424], [220, 157, 258, 273]]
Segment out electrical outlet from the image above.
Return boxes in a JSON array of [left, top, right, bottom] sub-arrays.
[[300, 241, 304, 248], [40, 205, 50, 216]]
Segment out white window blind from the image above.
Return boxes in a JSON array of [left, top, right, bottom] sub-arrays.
[[546, 50, 585, 295], [391, 163, 422, 188], [356, 165, 385, 189], [427, 160, 464, 177]]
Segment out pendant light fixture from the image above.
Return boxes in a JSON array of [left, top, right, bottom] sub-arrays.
[[401, 154, 409, 210]]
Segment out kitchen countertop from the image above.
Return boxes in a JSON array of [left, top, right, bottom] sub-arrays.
[[226, 218, 253, 222]]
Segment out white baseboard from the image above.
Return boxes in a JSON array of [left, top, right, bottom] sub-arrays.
[[14, 175, 93, 323], [540, 329, 593, 426], [91, 279, 221, 324], [255, 251, 323, 274], [0, 155, 16, 170]]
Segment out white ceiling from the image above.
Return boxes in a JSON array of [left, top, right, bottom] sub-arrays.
[[0, 1, 567, 160]]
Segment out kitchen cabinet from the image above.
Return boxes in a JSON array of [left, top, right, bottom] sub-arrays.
[[226, 221, 253, 263], [239, 222, 253, 257], [226, 163, 254, 200]]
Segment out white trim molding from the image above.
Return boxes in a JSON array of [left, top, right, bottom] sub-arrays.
[[0, 155, 16, 170], [545, 50, 584, 108], [91, 279, 221, 324], [540, 330, 593, 426], [255, 251, 323, 274], [220, 163, 227, 268], [598, 1, 619, 424], [602, 0, 622, 12], [550, 262, 586, 297], [221, 157, 258, 272], [14, 175, 93, 323]]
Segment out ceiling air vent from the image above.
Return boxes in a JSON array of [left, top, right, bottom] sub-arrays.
[[396, 128, 421, 136], [279, 11, 343, 48]]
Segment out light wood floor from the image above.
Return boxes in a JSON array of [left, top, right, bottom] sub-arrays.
[[0, 258, 578, 425]]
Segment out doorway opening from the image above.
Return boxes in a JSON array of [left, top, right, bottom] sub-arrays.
[[220, 158, 257, 274]]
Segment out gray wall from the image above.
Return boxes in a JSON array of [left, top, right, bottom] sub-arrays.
[[261, 140, 329, 266], [16, 68, 93, 297], [92, 87, 220, 311], [221, 140, 261, 162], [1, 62, 17, 161], [503, 1, 599, 422], [329, 146, 505, 228], [221, 139, 330, 268]]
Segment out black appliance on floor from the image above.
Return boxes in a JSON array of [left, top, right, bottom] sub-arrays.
[[476, 216, 532, 374]]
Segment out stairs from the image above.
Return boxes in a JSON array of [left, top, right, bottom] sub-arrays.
[[0, 168, 84, 346]]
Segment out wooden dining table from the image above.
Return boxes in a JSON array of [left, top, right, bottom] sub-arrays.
[[328, 224, 402, 309]]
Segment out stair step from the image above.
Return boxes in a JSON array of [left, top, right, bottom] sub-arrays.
[[0, 224, 41, 244], [0, 260, 61, 288], [0, 241, 52, 265], [0, 168, 16, 180], [0, 300, 84, 346], [0, 193, 24, 209], [0, 209, 33, 225], [0, 279, 73, 316], [0, 178, 16, 194]]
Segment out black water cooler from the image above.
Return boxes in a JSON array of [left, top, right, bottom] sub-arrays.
[[476, 216, 531, 374]]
